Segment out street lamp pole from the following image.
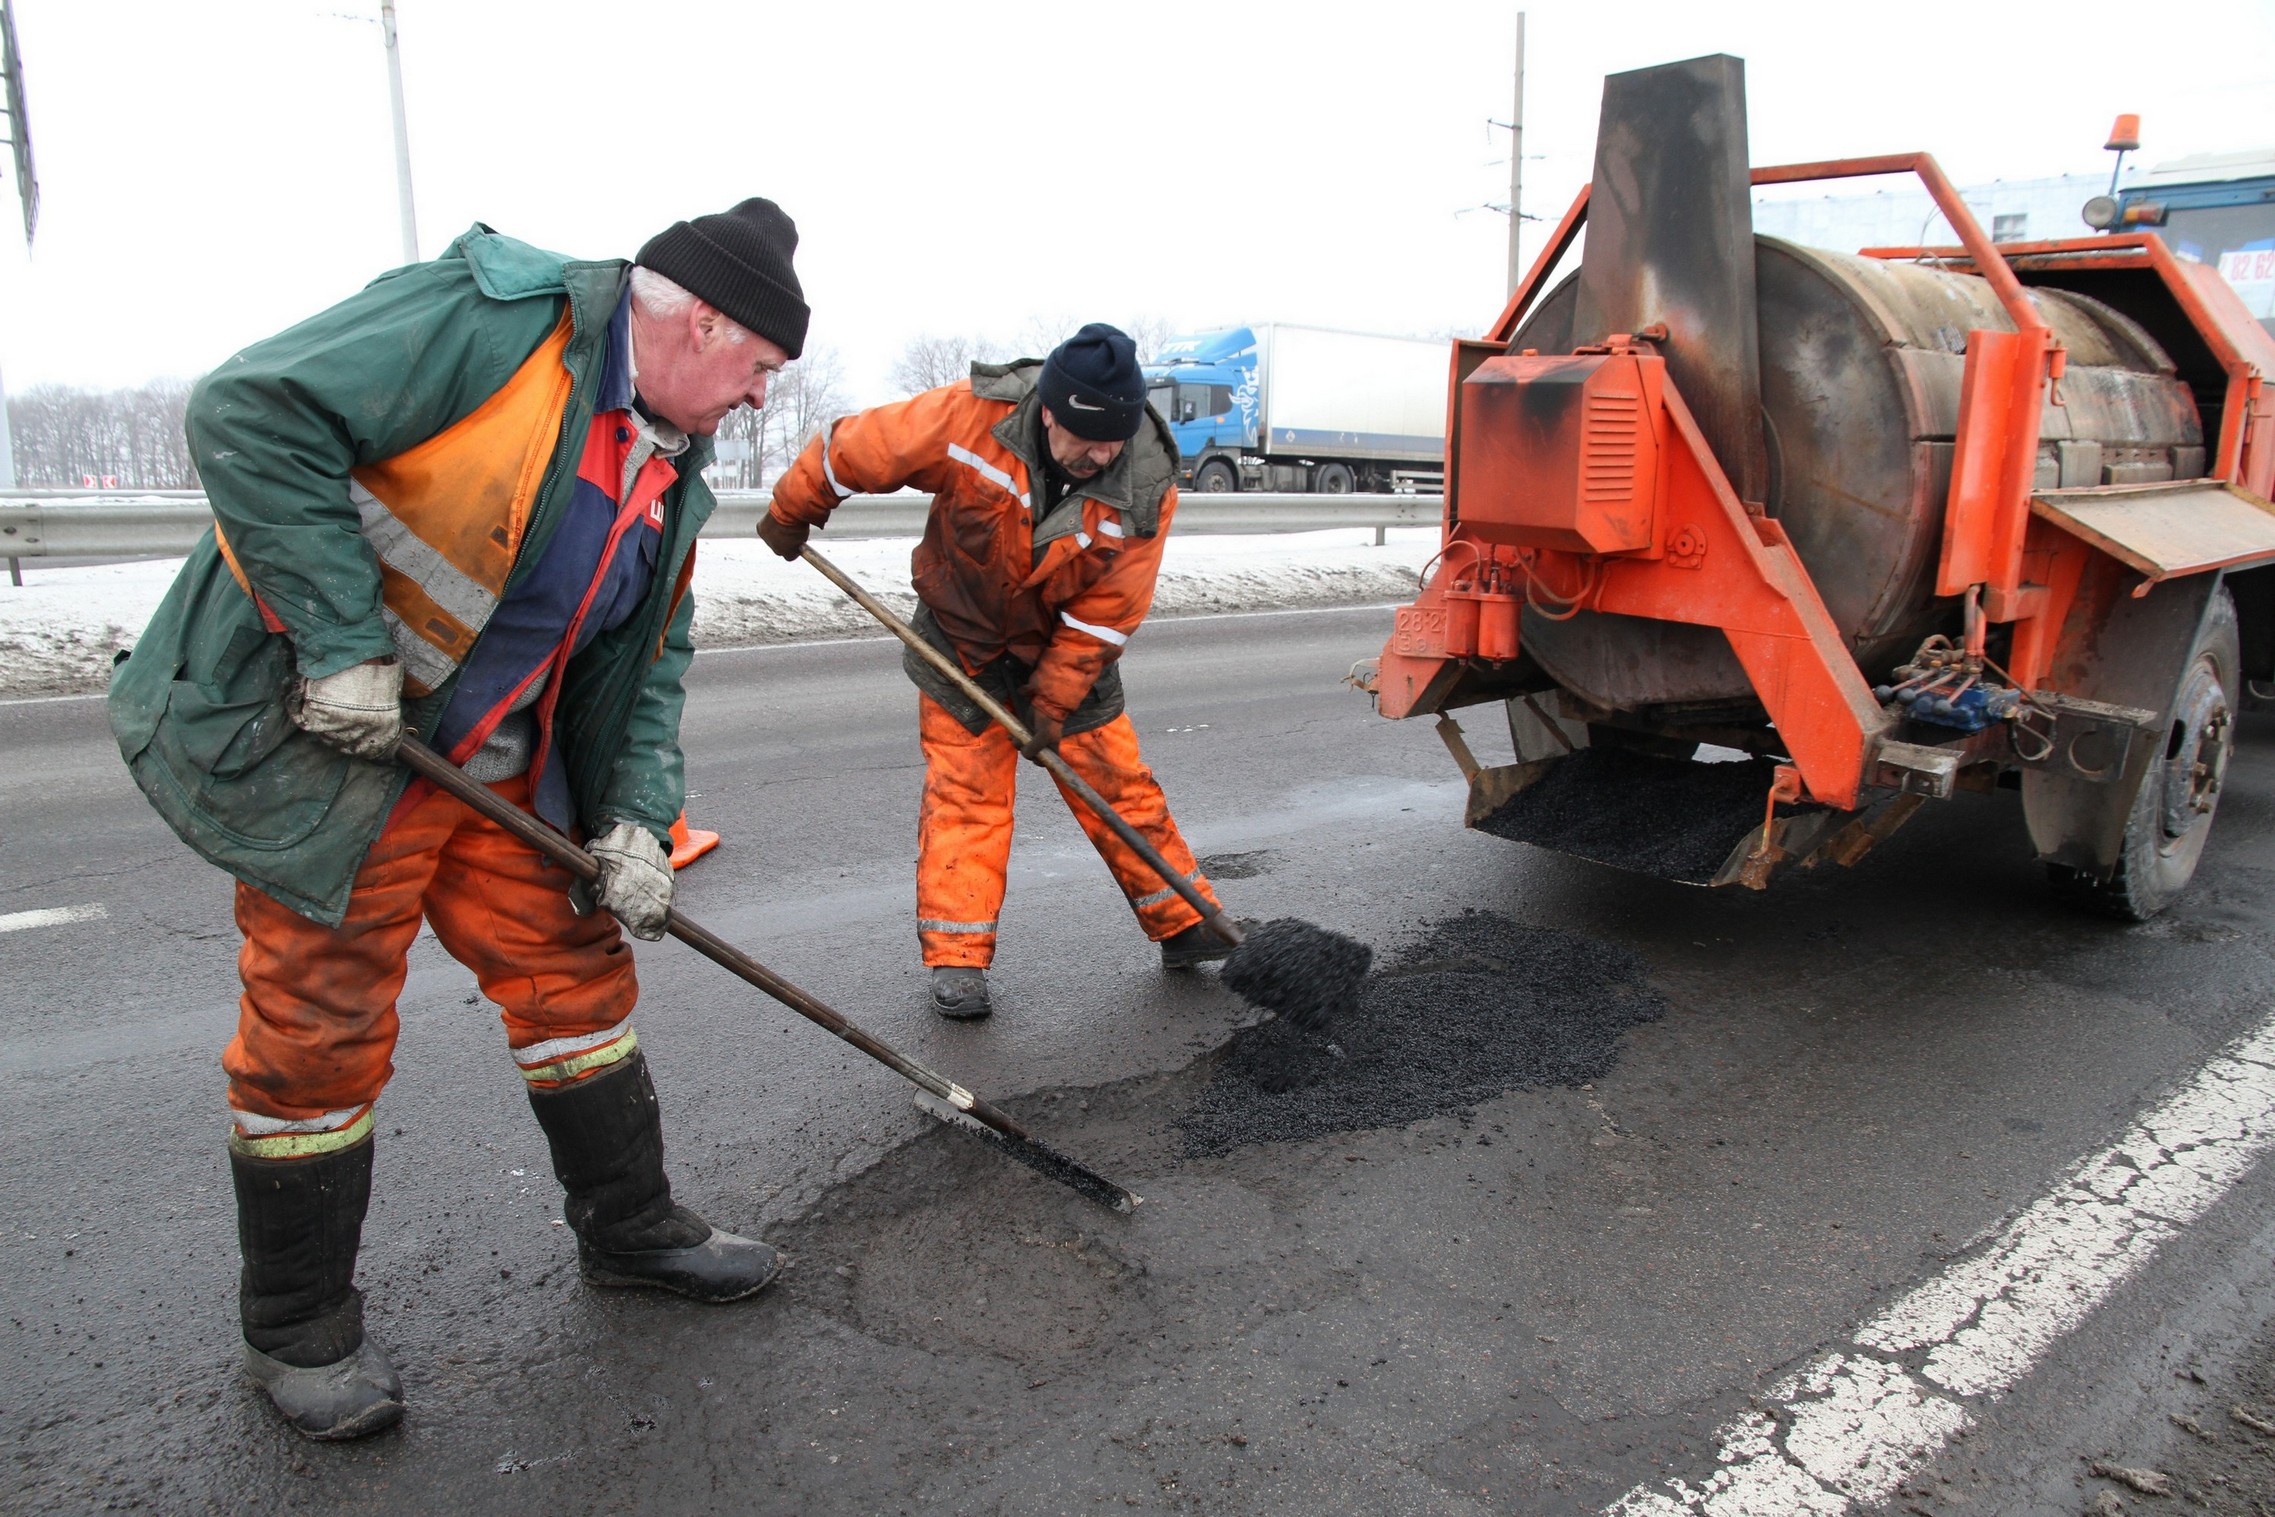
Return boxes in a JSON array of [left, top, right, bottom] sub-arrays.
[[380, 0, 418, 265], [1505, 11, 1525, 298]]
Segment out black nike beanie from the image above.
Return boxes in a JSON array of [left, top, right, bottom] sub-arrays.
[[1038, 323, 1146, 442]]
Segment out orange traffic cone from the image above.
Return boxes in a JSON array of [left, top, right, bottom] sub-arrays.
[[668, 811, 719, 870]]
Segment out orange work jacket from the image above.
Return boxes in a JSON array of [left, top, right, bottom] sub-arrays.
[[769, 360, 1180, 725]]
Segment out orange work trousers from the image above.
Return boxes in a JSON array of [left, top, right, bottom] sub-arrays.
[[222, 771, 639, 1160], [916, 696, 1220, 968]]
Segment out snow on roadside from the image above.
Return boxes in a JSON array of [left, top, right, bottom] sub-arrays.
[[0, 558, 187, 699], [0, 528, 1433, 699]]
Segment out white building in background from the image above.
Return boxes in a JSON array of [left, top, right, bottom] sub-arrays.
[[1752, 174, 2107, 254]]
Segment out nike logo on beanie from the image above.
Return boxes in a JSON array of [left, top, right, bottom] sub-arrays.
[[1040, 322, 1145, 442]]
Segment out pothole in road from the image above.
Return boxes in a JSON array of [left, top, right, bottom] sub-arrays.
[[1195, 849, 1279, 880], [773, 1078, 1171, 1365], [1177, 910, 1667, 1157], [773, 911, 1662, 1365]]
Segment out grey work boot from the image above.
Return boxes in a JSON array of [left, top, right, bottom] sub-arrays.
[[929, 965, 992, 1020], [1160, 918, 1244, 969], [230, 1136, 405, 1440], [243, 1341, 405, 1441], [527, 1050, 780, 1304]]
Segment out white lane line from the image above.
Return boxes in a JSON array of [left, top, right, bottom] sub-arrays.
[[0, 903, 108, 933], [1609, 1010, 2275, 1516]]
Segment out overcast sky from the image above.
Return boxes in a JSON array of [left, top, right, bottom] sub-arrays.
[[8, 0, 2274, 404]]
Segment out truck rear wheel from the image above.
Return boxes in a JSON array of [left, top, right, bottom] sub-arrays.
[[2046, 587, 2238, 920], [1194, 459, 1238, 493], [1312, 462, 1356, 494]]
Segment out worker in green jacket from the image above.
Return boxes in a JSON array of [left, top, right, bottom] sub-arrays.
[[109, 200, 809, 1440]]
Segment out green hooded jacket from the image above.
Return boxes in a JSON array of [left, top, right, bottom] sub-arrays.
[[108, 226, 714, 926]]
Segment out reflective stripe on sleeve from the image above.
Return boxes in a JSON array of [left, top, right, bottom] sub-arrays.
[[1075, 530, 1093, 549], [1096, 515, 1125, 538], [946, 444, 1032, 510], [229, 1103, 375, 1160], [514, 1017, 638, 1086], [1060, 611, 1131, 647], [917, 918, 999, 935], [821, 424, 855, 500]]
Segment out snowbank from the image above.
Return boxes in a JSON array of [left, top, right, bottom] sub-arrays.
[[0, 528, 1433, 698]]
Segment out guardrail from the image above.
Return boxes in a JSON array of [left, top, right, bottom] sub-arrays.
[[0, 489, 1445, 574]]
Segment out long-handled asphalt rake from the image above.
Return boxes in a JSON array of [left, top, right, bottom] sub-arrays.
[[394, 735, 1141, 1214], [796, 546, 1373, 1033]]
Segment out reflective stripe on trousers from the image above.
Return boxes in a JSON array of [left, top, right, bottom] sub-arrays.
[[224, 770, 641, 1155], [915, 695, 1218, 967]]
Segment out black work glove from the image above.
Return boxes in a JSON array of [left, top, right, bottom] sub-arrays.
[[1020, 710, 1065, 760]]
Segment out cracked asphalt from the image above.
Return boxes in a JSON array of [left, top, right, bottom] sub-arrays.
[[5, 602, 2275, 1514]]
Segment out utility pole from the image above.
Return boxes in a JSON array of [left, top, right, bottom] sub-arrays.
[[0, 0, 35, 533], [381, 0, 419, 265], [1505, 11, 1526, 299]]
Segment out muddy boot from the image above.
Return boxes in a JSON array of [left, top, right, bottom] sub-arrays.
[[1160, 917, 1245, 969], [231, 1136, 404, 1441], [527, 1050, 779, 1304], [929, 965, 991, 1020]]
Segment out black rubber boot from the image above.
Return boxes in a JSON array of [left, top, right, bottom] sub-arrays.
[[230, 1136, 404, 1440], [526, 1050, 780, 1304], [929, 965, 992, 1019]]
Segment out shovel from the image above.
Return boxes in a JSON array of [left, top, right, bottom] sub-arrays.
[[393, 735, 1141, 1214]]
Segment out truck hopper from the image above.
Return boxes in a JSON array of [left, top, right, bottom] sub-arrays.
[[1358, 55, 2275, 917]]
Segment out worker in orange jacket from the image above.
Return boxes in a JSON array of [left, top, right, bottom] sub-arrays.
[[760, 324, 1232, 1018]]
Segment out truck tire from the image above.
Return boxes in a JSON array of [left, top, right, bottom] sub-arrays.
[[2046, 586, 2238, 920], [1194, 458, 1238, 493], [1313, 462, 1356, 494]]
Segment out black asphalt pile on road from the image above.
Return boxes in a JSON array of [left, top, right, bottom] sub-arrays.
[[1474, 745, 1814, 884], [1177, 910, 1665, 1157], [1220, 917, 1372, 1033]]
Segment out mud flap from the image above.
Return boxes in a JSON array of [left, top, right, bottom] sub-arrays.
[[2023, 568, 2223, 876]]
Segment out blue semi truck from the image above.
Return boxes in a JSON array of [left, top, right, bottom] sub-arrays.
[[1143, 323, 1448, 494]]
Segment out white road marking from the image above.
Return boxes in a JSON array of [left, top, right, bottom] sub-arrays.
[[1608, 1010, 2275, 1516], [0, 902, 108, 933]]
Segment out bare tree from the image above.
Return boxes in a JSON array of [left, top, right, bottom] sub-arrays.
[[707, 399, 767, 491], [1012, 313, 1180, 363], [695, 349, 854, 490], [8, 380, 200, 489], [889, 334, 1003, 396], [1008, 312, 1081, 361], [1121, 315, 1179, 363], [759, 348, 851, 481]]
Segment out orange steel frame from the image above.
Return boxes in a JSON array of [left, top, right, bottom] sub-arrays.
[[1408, 153, 2274, 814]]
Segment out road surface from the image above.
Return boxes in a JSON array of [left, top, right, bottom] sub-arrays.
[[4, 604, 2273, 1514]]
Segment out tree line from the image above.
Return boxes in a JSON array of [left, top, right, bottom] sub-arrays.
[[9, 380, 200, 489], [2, 316, 1178, 493]]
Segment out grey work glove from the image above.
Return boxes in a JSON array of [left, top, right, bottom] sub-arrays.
[[585, 821, 674, 941], [286, 657, 404, 760]]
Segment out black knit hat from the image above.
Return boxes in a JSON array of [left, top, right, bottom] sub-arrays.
[[1039, 323, 1146, 442], [636, 198, 810, 359]]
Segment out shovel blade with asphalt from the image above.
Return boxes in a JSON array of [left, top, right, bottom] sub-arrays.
[[393, 735, 1140, 1214], [796, 546, 1373, 1033]]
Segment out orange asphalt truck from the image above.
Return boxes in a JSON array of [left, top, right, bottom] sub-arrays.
[[1355, 54, 2275, 918]]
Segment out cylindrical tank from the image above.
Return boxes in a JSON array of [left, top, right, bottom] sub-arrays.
[[1501, 236, 2203, 715]]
